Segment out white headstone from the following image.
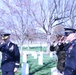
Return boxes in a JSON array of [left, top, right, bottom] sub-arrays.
[[26, 63, 29, 75], [23, 52, 27, 63], [32, 51, 37, 59], [50, 51, 58, 61], [38, 52, 43, 65], [22, 63, 29, 75]]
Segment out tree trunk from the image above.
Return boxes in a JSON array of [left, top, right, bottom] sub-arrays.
[[46, 34, 51, 54]]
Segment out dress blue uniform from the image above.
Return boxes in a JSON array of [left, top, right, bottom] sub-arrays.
[[64, 39, 76, 75], [0, 33, 20, 75]]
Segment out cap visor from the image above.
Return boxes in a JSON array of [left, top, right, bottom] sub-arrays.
[[2, 36, 9, 40]]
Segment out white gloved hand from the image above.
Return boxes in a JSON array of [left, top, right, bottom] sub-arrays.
[[14, 67, 18, 72]]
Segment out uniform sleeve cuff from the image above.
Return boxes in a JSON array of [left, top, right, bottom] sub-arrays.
[[15, 63, 20, 68]]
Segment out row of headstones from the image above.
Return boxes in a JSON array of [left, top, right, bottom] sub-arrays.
[[22, 51, 43, 75], [21, 51, 58, 75]]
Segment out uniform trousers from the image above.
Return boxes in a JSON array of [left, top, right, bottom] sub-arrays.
[[2, 71, 14, 75]]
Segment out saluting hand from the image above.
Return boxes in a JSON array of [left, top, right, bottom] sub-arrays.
[[14, 67, 18, 72]]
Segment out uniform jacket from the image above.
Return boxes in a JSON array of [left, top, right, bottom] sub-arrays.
[[0, 42, 20, 71], [50, 43, 66, 73], [65, 39, 76, 70]]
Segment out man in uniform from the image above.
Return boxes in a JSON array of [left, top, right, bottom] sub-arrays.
[[50, 25, 66, 75], [64, 28, 76, 75], [0, 32, 20, 75]]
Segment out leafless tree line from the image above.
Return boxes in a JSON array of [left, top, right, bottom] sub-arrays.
[[0, 0, 76, 52]]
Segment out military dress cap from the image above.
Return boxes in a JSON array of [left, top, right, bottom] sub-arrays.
[[1, 33, 10, 40], [64, 28, 76, 36]]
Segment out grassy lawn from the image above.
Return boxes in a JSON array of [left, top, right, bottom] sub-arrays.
[[22, 46, 47, 51], [27, 54, 57, 75]]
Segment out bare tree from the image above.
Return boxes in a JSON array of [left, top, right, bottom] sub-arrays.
[[0, 0, 36, 51], [29, 0, 76, 53]]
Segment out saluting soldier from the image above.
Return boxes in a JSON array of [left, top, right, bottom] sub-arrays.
[[64, 28, 76, 75], [0, 32, 20, 75], [50, 25, 66, 75]]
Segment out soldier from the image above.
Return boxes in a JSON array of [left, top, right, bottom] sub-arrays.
[[50, 25, 66, 75], [50, 35, 66, 75], [64, 28, 76, 75], [0, 32, 20, 75]]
